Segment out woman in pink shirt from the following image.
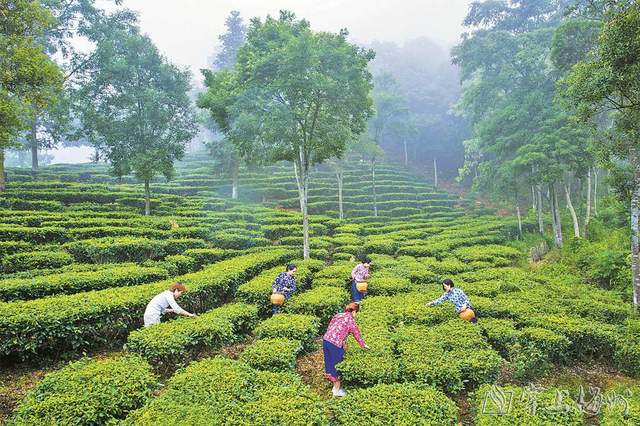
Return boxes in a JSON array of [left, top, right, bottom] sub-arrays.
[[323, 302, 369, 397], [351, 257, 371, 303]]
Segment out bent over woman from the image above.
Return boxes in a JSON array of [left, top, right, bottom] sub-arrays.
[[323, 302, 369, 397], [144, 282, 196, 327]]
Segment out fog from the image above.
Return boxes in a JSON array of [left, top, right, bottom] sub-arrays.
[[45, 0, 474, 164]]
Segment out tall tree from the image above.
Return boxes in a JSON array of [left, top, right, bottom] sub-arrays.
[[0, 0, 62, 190], [23, 0, 121, 170], [200, 11, 374, 258], [200, 10, 246, 199], [560, 1, 640, 307], [75, 16, 197, 215]]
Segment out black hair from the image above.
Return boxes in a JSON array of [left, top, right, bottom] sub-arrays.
[[361, 256, 372, 264], [442, 278, 454, 291], [286, 263, 297, 271]]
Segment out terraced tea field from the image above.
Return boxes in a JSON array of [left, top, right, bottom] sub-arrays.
[[1, 158, 639, 425]]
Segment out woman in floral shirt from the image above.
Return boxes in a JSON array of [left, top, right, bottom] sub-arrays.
[[351, 257, 371, 303], [427, 278, 477, 324], [322, 302, 369, 397], [271, 264, 297, 314]]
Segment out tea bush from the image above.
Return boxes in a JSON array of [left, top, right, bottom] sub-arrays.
[[0, 250, 74, 273], [254, 313, 320, 351], [8, 356, 157, 426], [239, 337, 302, 371], [286, 287, 350, 325], [331, 383, 458, 425]]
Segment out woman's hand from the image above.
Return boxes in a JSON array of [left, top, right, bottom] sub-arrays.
[[426, 302, 432, 307], [165, 308, 175, 314], [364, 344, 370, 350]]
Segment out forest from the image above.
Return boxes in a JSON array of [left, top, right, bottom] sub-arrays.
[[2, 0, 640, 424]]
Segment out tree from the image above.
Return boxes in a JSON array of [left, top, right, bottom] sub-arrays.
[[22, 0, 122, 170], [560, 1, 640, 307], [200, 11, 374, 259], [200, 10, 246, 199], [75, 17, 197, 215], [354, 133, 384, 217], [0, 0, 62, 191], [453, 1, 595, 247]]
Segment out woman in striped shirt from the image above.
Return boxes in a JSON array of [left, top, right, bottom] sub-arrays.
[[323, 302, 369, 397]]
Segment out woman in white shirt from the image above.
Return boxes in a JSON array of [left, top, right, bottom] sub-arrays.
[[144, 282, 196, 327]]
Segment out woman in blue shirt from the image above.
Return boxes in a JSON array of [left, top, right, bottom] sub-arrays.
[[271, 263, 297, 314], [427, 278, 477, 323]]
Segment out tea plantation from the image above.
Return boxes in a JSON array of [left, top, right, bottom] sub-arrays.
[[1, 158, 639, 425]]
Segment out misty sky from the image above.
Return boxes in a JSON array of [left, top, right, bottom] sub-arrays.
[[116, 0, 475, 78]]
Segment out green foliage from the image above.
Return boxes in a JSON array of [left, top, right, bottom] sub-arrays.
[[0, 264, 168, 301], [254, 313, 320, 351], [8, 355, 157, 426], [124, 357, 327, 425], [0, 250, 73, 273], [600, 385, 640, 425], [286, 286, 350, 326], [332, 383, 458, 425], [0, 249, 293, 359], [126, 303, 258, 371], [64, 237, 168, 263], [239, 337, 302, 371]]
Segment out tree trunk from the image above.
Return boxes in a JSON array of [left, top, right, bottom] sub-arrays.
[[403, 140, 408, 167], [30, 119, 38, 171], [564, 182, 580, 238], [337, 168, 344, 220], [593, 168, 598, 217], [536, 186, 544, 234], [631, 152, 640, 308], [372, 158, 378, 217], [433, 157, 438, 188], [231, 162, 239, 200], [144, 179, 151, 216], [0, 149, 5, 192], [584, 167, 592, 238], [516, 202, 523, 239], [294, 151, 310, 260], [532, 186, 536, 211], [550, 183, 563, 248]]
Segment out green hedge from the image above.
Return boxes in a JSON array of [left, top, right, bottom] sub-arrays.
[[332, 383, 458, 425], [64, 237, 169, 263], [183, 247, 229, 267], [0, 249, 293, 360], [8, 356, 157, 426], [0, 225, 69, 243], [600, 385, 640, 425], [0, 250, 74, 273], [126, 303, 259, 371], [0, 264, 169, 301], [286, 287, 350, 326], [239, 337, 302, 371], [123, 357, 327, 425], [254, 313, 320, 351]]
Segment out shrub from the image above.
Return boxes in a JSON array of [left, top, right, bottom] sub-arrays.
[[8, 356, 157, 426], [164, 238, 208, 255], [0, 249, 293, 360], [182, 247, 229, 267], [239, 338, 302, 371], [286, 287, 349, 326], [472, 384, 584, 425], [126, 303, 259, 371], [254, 314, 320, 351], [0, 225, 66, 244], [123, 357, 327, 426], [0, 250, 74, 273], [332, 383, 458, 425], [64, 237, 168, 263], [367, 272, 413, 296], [0, 265, 169, 301], [0, 241, 33, 257]]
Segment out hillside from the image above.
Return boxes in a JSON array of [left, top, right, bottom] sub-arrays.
[[1, 156, 639, 425]]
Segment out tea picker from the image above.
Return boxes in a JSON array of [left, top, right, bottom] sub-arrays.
[[143, 282, 197, 327], [271, 263, 297, 314], [323, 303, 369, 397], [427, 278, 477, 323], [351, 256, 371, 303]]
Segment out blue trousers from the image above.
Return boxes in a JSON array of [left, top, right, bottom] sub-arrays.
[[323, 339, 345, 382], [351, 279, 364, 303]]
